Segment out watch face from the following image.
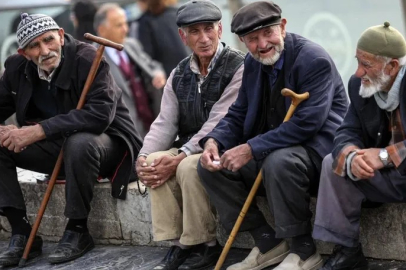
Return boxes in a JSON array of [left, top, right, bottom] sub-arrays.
[[380, 150, 388, 159]]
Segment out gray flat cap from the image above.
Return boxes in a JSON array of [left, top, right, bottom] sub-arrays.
[[231, 1, 282, 36], [176, 0, 221, 27]]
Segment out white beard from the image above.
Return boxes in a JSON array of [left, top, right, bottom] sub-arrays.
[[250, 39, 285, 66], [359, 70, 391, 98]]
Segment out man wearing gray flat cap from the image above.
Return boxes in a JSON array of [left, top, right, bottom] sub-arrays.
[[198, 1, 348, 270], [135, 0, 245, 269], [313, 22, 406, 270]]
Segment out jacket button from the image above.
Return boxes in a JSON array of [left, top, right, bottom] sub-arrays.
[[377, 132, 381, 136]]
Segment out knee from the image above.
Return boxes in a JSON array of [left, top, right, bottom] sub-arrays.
[[196, 158, 210, 184], [176, 155, 200, 184], [146, 151, 173, 166], [64, 133, 98, 159]]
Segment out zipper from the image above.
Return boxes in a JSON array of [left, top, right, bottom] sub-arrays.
[[119, 185, 124, 196]]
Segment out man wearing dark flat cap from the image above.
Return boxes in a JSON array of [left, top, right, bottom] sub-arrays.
[[313, 22, 406, 270], [135, 0, 245, 269], [198, 1, 348, 270]]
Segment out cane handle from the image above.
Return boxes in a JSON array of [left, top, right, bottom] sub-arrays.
[[84, 33, 124, 51]]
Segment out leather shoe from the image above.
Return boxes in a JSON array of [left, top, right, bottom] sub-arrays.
[[178, 242, 221, 270], [48, 230, 94, 264], [321, 244, 368, 270], [0, 234, 42, 266], [151, 245, 192, 270]]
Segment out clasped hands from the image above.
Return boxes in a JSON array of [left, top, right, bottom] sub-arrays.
[[136, 152, 186, 189], [350, 148, 385, 179], [0, 124, 46, 153], [200, 139, 253, 172]]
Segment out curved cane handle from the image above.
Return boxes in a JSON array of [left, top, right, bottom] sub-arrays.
[[281, 88, 309, 122]]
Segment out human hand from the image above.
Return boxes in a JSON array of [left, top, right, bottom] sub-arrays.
[[350, 149, 377, 179], [0, 124, 45, 153], [201, 138, 222, 172], [220, 143, 253, 172], [146, 153, 185, 188], [152, 72, 166, 89], [135, 156, 156, 186]]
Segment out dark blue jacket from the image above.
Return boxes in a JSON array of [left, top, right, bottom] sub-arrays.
[[201, 33, 349, 160]]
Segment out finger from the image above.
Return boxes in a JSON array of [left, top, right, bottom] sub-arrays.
[[151, 156, 164, 167], [356, 158, 374, 173]]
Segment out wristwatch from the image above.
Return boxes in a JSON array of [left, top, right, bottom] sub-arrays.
[[379, 148, 389, 166]]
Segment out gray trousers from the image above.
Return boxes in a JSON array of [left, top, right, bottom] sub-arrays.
[[313, 154, 406, 247], [197, 146, 320, 238], [0, 132, 126, 219]]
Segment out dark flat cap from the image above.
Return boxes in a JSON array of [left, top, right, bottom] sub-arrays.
[[176, 0, 222, 27], [231, 1, 282, 36]]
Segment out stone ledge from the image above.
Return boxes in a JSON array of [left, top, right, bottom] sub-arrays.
[[1, 181, 406, 260]]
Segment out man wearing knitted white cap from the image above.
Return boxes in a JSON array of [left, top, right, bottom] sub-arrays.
[[0, 13, 142, 266], [313, 22, 406, 270]]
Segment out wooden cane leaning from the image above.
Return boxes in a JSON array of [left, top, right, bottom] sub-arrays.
[[19, 34, 123, 267], [214, 88, 309, 270]]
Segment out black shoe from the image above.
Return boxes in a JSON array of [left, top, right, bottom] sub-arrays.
[[321, 244, 369, 270], [151, 245, 192, 270], [48, 230, 94, 264], [179, 242, 221, 270], [0, 234, 42, 266]]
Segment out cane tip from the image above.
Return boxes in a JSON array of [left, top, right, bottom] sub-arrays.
[[18, 258, 27, 268]]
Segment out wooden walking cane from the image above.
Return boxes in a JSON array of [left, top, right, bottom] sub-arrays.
[[18, 33, 124, 267], [214, 88, 309, 270]]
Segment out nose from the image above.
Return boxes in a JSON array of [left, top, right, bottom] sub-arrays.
[[355, 64, 366, 78], [257, 36, 268, 50], [199, 32, 210, 43], [39, 42, 50, 56]]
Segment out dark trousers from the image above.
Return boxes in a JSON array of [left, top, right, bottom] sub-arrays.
[[313, 154, 406, 247], [0, 132, 127, 219], [197, 145, 320, 238]]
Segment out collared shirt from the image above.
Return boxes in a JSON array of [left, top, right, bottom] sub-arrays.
[[261, 50, 285, 89], [189, 42, 224, 94], [105, 46, 130, 67], [38, 65, 57, 83]]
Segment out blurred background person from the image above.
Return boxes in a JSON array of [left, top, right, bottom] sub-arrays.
[[131, 0, 190, 77], [70, 0, 97, 42], [95, 3, 166, 138]]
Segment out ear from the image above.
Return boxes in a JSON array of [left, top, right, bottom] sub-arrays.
[[280, 18, 287, 38], [58, 28, 65, 46], [218, 21, 223, 39], [239, 36, 244, 43], [178, 28, 188, 46], [17, 48, 31, 60], [387, 59, 400, 76]]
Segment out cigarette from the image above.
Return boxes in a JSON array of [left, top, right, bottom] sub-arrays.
[[213, 160, 220, 165]]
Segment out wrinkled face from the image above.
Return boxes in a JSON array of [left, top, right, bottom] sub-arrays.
[[98, 8, 128, 44], [241, 19, 287, 65], [18, 29, 65, 73], [355, 49, 392, 98], [179, 22, 222, 59]]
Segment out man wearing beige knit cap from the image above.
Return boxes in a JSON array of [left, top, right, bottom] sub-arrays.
[[313, 22, 406, 270]]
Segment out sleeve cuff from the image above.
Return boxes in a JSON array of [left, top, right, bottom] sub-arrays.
[[386, 142, 406, 168], [179, 146, 192, 157], [333, 145, 360, 177], [346, 151, 360, 181]]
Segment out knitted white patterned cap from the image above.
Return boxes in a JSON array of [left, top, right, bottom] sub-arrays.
[[17, 13, 60, 49]]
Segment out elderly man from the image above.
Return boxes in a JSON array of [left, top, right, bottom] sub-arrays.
[[135, 1, 244, 269], [313, 22, 406, 270], [197, 1, 348, 270], [95, 3, 166, 138], [0, 13, 141, 266]]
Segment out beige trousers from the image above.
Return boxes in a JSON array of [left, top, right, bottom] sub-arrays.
[[147, 148, 216, 245]]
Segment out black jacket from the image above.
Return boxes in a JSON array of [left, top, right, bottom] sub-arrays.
[[0, 34, 142, 199]]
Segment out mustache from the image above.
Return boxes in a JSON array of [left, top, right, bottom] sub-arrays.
[[39, 52, 58, 64]]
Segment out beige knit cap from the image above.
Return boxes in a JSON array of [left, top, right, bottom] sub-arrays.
[[357, 22, 406, 58]]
